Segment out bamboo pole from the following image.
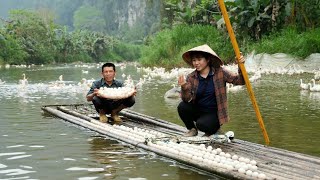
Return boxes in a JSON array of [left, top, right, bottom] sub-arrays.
[[217, 0, 270, 145], [56, 106, 186, 134], [120, 110, 186, 133], [122, 109, 173, 125]]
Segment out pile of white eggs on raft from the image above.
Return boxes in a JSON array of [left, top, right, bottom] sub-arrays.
[[109, 124, 168, 142], [147, 141, 267, 179], [95, 123, 267, 179], [98, 86, 135, 99]]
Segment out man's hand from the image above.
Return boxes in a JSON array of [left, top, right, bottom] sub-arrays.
[[178, 75, 186, 86], [87, 88, 99, 101], [133, 87, 137, 96], [93, 88, 99, 96]]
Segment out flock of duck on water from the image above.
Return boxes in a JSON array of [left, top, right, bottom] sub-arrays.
[[300, 72, 320, 92], [0, 62, 320, 94]]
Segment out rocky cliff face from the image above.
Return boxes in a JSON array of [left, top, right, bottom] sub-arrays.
[[127, 0, 146, 27], [115, 0, 147, 29]]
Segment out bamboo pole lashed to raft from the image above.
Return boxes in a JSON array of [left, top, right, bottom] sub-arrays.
[[217, 0, 270, 145]]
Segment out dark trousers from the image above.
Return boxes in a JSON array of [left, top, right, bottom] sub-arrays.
[[177, 101, 220, 135], [92, 96, 135, 114]]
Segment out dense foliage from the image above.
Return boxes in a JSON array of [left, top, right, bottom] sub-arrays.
[[0, 0, 320, 66], [140, 0, 320, 66], [0, 10, 140, 65], [160, 0, 320, 40], [0, 0, 161, 43]]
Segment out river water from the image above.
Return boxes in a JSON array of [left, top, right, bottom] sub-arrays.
[[0, 59, 319, 180]]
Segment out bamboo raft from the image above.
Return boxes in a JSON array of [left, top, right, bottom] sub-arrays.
[[42, 104, 320, 180]]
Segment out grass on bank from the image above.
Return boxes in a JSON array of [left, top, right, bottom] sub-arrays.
[[140, 25, 320, 67], [140, 24, 234, 67], [248, 27, 320, 59]]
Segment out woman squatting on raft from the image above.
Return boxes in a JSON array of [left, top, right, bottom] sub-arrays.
[[177, 44, 245, 137]]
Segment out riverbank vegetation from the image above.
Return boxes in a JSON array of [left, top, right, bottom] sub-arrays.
[[0, 0, 319, 67], [0, 10, 140, 65], [248, 27, 320, 59], [141, 0, 320, 66]]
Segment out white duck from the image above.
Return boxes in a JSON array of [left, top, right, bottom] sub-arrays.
[[300, 79, 309, 90], [314, 71, 320, 81], [310, 79, 320, 92], [0, 79, 5, 85], [135, 78, 145, 89], [57, 75, 65, 86], [227, 83, 243, 92], [249, 71, 261, 82], [19, 73, 28, 86], [50, 75, 65, 88], [77, 78, 92, 90]]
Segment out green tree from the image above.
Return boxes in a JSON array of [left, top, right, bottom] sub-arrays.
[[5, 9, 58, 64], [0, 30, 28, 64], [288, 0, 320, 30], [227, 0, 273, 40]]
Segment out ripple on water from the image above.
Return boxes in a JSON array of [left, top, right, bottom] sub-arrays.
[[6, 145, 25, 148], [78, 177, 99, 180], [99, 151, 123, 154], [63, 158, 76, 161], [0, 168, 36, 176], [29, 145, 45, 148], [0, 152, 26, 157], [87, 168, 104, 172], [66, 167, 104, 172], [0, 163, 8, 168], [7, 154, 32, 160], [19, 165, 33, 169]]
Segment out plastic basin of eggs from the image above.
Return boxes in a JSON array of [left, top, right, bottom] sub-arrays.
[[98, 86, 135, 99]]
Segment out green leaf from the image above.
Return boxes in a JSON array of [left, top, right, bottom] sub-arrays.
[[248, 17, 255, 28]]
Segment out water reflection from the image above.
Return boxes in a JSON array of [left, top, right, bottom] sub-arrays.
[[88, 137, 220, 179], [300, 91, 320, 109]]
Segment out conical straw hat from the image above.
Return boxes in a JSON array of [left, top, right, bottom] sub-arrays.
[[182, 44, 223, 67]]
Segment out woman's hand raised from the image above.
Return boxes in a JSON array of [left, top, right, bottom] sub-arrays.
[[178, 75, 186, 86]]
